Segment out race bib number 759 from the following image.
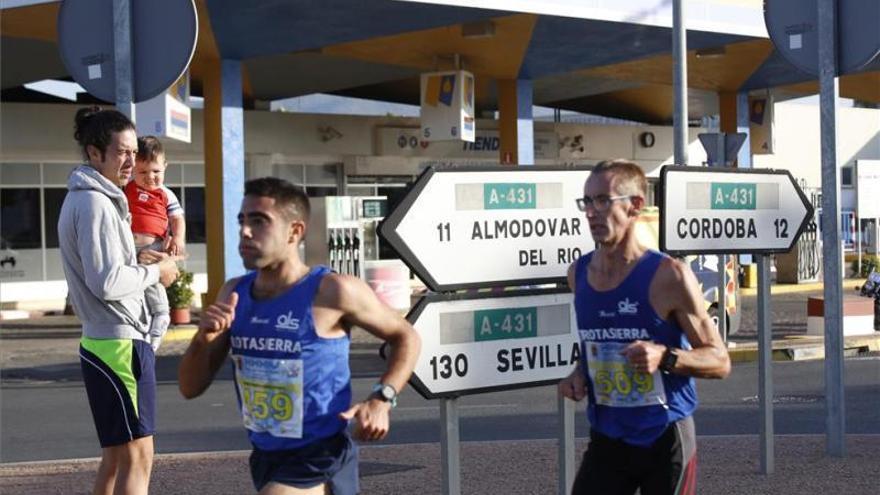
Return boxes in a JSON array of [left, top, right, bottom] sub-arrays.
[[233, 355, 304, 438]]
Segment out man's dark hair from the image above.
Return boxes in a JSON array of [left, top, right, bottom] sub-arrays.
[[244, 177, 311, 223], [73, 106, 136, 161], [137, 136, 165, 164]]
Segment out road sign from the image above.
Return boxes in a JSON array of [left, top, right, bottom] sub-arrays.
[[379, 165, 594, 291], [402, 289, 579, 399], [57, 0, 198, 103], [698, 132, 747, 167], [660, 166, 814, 255], [764, 0, 880, 76]]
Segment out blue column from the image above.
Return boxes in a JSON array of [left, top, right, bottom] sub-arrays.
[[736, 91, 752, 169], [221, 59, 245, 279]]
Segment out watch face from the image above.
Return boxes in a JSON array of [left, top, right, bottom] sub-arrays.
[[381, 385, 396, 401]]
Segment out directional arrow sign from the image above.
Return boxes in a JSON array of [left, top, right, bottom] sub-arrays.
[[401, 289, 579, 399], [660, 166, 814, 255], [379, 165, 594, 291]]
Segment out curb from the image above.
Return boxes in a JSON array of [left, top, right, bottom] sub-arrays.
[[739, 279, 866, 296], [726, 332, 880, 362], [164, 325, 197, 343]]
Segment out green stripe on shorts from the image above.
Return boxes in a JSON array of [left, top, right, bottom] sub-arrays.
[[80, 337, 138, 418]]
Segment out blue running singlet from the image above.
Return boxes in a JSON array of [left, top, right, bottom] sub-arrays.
[[574, 250, 697, 447], [230, 266, 351, 451]]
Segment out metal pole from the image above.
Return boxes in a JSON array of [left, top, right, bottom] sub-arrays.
[[817, 0, 846, 457], [112, 0, 135, 121], [856, 216, 862, 276], [756, 254, 773, 474], [440, 398, 461, 495], [672, 0, 688, 165], [708, 153, 728, 342], [557, 392, 575, 495]]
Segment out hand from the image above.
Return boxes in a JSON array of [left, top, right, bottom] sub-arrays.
[[339, 399, 391, 441], [165, 237, 186, 257], [157, 257, 182, 287], [558, 370, 587, 401], [198, 291, 239, 341], [620, 340, 667, 374], [138, 249, 167, 265]]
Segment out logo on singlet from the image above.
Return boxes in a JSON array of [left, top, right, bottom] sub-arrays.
[[617, 298, 639, 315], [599, 310, 616, 318], [275, 311, 300, 332], [250, 316, 270, 325]]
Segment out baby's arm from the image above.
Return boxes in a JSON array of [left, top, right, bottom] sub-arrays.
[[163, 186, 186, 255]]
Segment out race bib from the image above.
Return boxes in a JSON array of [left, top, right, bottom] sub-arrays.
[[584, 341, 667, 407], [233, 355, 304, 438]]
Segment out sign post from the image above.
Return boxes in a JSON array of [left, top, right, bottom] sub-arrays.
[[660, 165, 814, 474]]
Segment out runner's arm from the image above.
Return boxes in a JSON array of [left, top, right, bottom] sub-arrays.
[[331, 274, 420, 395], [178, 279, 238, 398], [654, 258, 731, 379]]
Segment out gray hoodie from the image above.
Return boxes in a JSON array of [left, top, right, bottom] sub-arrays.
[[58, 165, 160, 340]]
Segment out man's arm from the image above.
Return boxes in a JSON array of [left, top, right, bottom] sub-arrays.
[[626, 258, 730, 379], [326, 274, 420, 440], [558, 261, 588, 401], [178, 279, 239, 398]]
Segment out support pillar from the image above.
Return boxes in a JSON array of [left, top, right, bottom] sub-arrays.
[[204, 58, 246, 302], [497, 79, 534, 166]]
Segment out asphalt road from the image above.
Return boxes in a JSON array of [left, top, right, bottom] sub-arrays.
[[2, 346, 878, 463]]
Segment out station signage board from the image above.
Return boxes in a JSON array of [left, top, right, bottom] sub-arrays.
[[379, 165, 594, 291], [404, 289, 579, 399], [660, 166, 814, 255]]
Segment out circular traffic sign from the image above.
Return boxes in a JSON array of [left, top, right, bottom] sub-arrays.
[[764, 0, 880, 76], [57, 0, 197, 103]]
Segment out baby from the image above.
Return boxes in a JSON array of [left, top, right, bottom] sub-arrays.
[[125, 136, 186, 350]]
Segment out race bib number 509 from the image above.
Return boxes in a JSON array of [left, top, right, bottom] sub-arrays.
[[585, 341, 667, 407]]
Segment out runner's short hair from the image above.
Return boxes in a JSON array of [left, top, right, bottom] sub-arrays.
[[593, 159, 647, 198], [137, 136, 165, 164], [244, 177, 311, 223]]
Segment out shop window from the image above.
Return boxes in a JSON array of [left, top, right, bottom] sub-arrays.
[[0, 163, 40, 184], [0, 189, 42, 249], [306, 186, 337, 198], [183, 187, 206, 243], [44, 188, 68, 248]]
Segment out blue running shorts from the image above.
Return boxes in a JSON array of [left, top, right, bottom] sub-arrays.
[[249, 430, 359, 494], [79, 337, 156, 447]]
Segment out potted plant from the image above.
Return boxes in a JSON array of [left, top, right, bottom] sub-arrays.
[[166, 269, 194, 325]]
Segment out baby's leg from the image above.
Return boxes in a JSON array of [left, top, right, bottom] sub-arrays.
[[138, 239, 171, 351]]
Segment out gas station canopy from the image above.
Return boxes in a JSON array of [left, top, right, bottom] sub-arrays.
[[2, 0, 878, 123]]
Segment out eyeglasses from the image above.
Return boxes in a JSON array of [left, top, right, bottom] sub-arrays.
[[575, 195, 635, 212]]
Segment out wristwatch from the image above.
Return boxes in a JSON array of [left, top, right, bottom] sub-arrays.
[[659, 347, 678, 374], [371, 383, 398, 408]]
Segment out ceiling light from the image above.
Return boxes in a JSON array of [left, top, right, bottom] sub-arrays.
[[461, 20, 495, 39], [695, 46, 727, 58]]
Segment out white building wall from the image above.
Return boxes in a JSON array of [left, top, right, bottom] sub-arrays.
[[752, 102, 880, 211]]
